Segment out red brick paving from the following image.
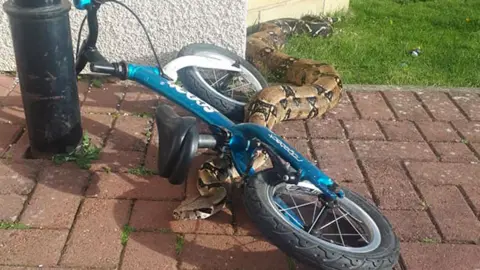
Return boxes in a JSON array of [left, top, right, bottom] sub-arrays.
[[60, 198, 130, 268], [311, 139, 356, 162], [383, 210, 441, 242], [2, 129, 29, 161], [449, 91, 480, 121], [343, 120, 385, 140], [415, 121, 460, 142], [0, 123, 22, 155], [81, 113, 114, 147], [362, 159, 424, 210], [306, 117, 345, 139], [179, 234, 289, 270], [272, 120, 307, 138], [86, 172, 185, 200], [419, 185, 480, 243], [20, 166, 90, 229], [431, 142, 478, 163], [0, 161, 39, 195], [232, 196, 262, 236], [462, 185, 480, 217], [382, 91, 431, 121], [0, 194, 26, 222], [76, 79, 90, 105], [405, 161, 480, 185], [119, 85, 159, 115], [417, 91, 466, 121], [121, 232, 178, 270], [353, 141, 436, 161], [317, 159, 364, 183], [472, 143, 480, 155], [104, 115, 152, 152], [401, 243, 480, 270], [90, 148, 144, 172], [81, 83, 126, 114], [452, 120, 480, 143], [0, 74, 479, 269], [349, 91, 395, 120], [0, 229, 68, 266], [378, 120, 424, 142]]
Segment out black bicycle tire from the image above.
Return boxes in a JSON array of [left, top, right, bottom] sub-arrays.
[[243, 169, 401, 270], [176, 43, 269, 123]]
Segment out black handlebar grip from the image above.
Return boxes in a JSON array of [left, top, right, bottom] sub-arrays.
[[90, 63, 115, 74], [90, 62, 128, 80]]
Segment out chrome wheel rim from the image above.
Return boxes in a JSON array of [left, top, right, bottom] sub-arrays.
[[191, 51, 264, 105]]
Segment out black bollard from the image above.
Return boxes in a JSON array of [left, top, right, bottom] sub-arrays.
[[3, 0, 83, 157]]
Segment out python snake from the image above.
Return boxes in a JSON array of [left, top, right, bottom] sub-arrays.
[[173, 15, 344, 220]]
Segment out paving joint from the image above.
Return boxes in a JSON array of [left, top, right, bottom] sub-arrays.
[[412, 92, 436, 121], [411, 121, 442, 162], [446, 92, 472, 121], [399, 161, 447, 243], [117, 199, 136, 270], [456, 185, 480, 223]]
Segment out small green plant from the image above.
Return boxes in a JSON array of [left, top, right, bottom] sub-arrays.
[[77, 75, 89, 82], [143, 129, 152, 140], [461, 138, 469, 144], [53, 132, 101, 170], [121, 224, 136, 246], [91, 78, 104, 88], [174, 80, 183, 87], [102, 166, 112, 174], [175, 234, 185, 255], [0, 221, 30, 230], [421, 237, 438, 243], [156, 228, 173, 233], [4, 151, 13, 163], [286, 257, 296, 270], [128, 166, 154, 176], [110, 111, 121, 119]]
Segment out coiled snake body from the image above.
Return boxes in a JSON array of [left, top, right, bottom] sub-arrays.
[[173, 16, 344, 220]]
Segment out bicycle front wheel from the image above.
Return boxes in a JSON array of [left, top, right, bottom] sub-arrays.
[[243, 169, 400, 270]]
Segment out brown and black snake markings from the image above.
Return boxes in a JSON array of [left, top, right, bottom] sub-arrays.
[[173, 15, 344, 220]]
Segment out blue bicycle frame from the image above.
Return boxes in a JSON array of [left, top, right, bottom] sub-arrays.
[[73, 0, 343, 201], [127, 64, 342, 200]]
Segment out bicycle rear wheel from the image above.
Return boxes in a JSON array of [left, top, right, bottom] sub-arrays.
[[177, 43, 268, 122]]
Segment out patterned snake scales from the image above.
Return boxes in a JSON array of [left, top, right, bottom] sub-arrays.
[[173, 16, 344, 220]]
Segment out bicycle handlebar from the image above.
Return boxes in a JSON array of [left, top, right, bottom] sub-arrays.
[[75, 1, 130, 79], [74, 0, 93, 10], [75, 1, 108, 74], [74, 0, 169, 80]]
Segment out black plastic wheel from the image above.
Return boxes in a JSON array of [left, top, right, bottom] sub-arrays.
[[177, 43, 269, 123]]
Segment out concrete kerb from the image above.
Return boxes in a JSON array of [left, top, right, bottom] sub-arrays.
[[345, 84, 480, 93]]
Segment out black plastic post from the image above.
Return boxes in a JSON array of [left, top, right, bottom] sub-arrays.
[[3, 0, 83, 157]]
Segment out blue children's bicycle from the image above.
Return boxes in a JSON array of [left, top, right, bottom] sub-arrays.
[[73, 1, 400, 269]]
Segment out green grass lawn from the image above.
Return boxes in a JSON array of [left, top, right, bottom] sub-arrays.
[[284, 0, 480, 87]]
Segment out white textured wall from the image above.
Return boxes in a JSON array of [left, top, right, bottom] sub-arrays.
[[0, 0, 248, 71]]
